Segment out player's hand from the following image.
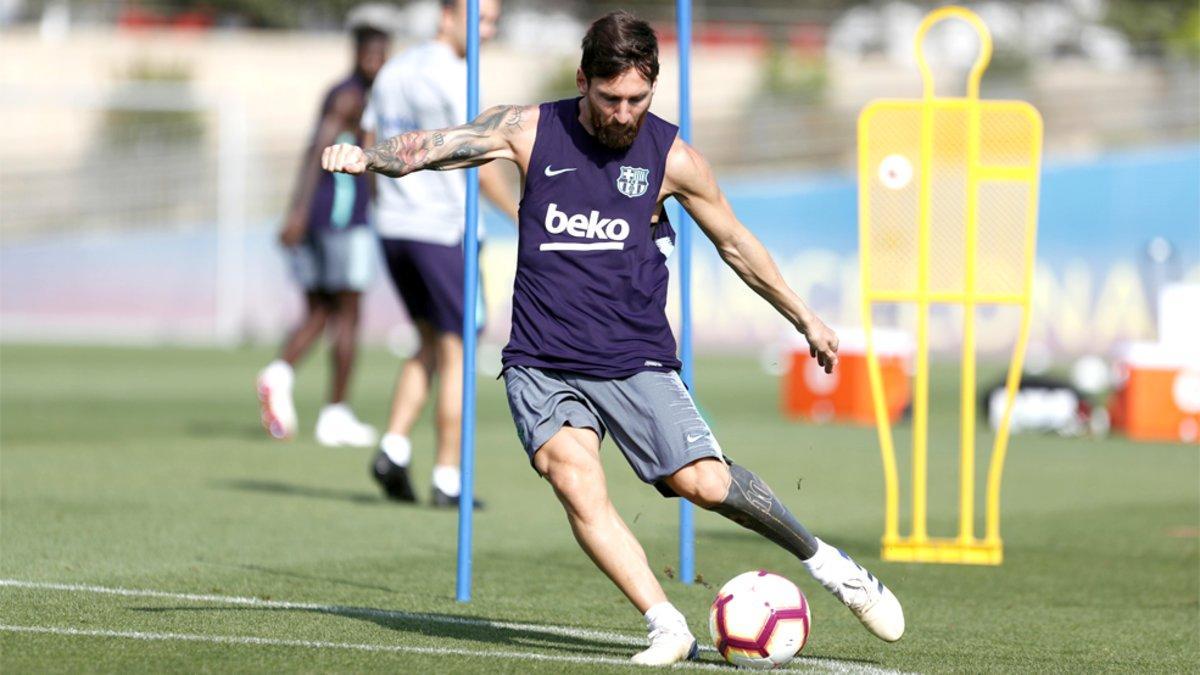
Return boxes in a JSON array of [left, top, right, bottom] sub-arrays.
[[278, 212, 307, 247], [800, 316, 839, 374], [322, 143, 368, 175]]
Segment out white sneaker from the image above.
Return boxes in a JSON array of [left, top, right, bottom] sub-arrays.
[[315, 404, 378, 448], [630, 623, 698, 666], [811, 544, 905, 642], [256, 361, 296, 440]]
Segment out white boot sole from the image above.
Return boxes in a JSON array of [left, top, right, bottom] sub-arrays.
[[630, 638, 698, 666], [855, 586, 905, 642]]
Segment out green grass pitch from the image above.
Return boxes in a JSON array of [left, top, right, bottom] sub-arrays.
[[1, 345, 1196, 672]]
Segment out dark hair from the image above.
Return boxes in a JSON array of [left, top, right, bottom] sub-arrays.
[[353, 26, 389, 47], [580, 11, 659, 83]]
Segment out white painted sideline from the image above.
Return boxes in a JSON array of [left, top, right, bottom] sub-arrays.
[[0, 579, 901, 674], [0, 625, 730, 672], [0, 579, 644, 648]]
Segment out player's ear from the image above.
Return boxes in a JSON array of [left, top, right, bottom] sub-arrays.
[[576, 68, 588, 96]]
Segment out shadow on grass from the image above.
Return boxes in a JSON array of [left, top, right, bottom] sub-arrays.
[[129, 594, 890, 668], [129, 603, 641, 658], [195, 560, 401, 594], [186, 421, 272, 441], [216, 479, 389, 506], [129, 602, 888, 668]]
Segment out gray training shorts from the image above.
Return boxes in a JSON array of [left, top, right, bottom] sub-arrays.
[[503, 366, 726, 497], [289, 227, 377, 293]]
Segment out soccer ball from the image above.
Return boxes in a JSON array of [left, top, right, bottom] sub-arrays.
[[708, 570, 811, 669]]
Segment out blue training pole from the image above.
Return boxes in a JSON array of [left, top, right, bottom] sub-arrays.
[[456, 0, 481, 603], [676, 0, 695, 586]]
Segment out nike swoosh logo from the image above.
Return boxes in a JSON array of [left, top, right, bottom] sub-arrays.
[[686, 432, 707, 443], [544, 166, 577, 177]]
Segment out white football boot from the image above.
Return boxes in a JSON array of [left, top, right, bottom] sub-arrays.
[[256, 361, 297, 440], [630, 621, 698, 666], [315, 403, 378, 448], [806, 539, 905, 642]]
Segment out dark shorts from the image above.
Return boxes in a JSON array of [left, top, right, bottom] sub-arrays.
[[380, 238, 484, 335], [503, 366, 727, 498]]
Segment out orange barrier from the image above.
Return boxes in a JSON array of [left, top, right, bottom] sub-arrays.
[[1109, 342, 1200, 444], [782, 328, 912, 426]]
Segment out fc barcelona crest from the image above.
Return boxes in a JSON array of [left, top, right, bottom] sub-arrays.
[[616, 165, 649, 198]]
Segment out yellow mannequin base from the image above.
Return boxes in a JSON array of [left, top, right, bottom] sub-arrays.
[[882, 537, 1003, 565]]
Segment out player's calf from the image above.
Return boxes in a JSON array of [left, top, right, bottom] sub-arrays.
[[666, 461, 817, 560], [687, 462, 820, 560]]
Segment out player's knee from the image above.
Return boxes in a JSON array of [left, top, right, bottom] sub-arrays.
[[332, 315, 357, 341], [669, 460, 731, 508], [413, 341, 437, 368], [547, 464, 607, 516], [538, 449, 599, 499], [437, 334, 463, 361], [334, 300, 360, 323], [540, 452, 582, 489], [304, 311, 330, 331], [415, 321, 439, 345], [306, 300, 332, 321], [435, 406, 461, 427], [544, 463, 582, 499], [336, 309, 357, 333]]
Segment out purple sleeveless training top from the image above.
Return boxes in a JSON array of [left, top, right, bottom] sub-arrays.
[[501, 97, 682, 378]]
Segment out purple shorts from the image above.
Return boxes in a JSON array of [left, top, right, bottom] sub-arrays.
[[380, 238, 484, 335]]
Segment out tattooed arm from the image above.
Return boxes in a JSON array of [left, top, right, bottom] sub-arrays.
[[322, 104, 534, 178], [661, 137, 840, 373]]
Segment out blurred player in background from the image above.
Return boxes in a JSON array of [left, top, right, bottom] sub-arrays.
[[324, 11, 904, 665], [256, 9, 391, 447], [364, 0, 517, 508]]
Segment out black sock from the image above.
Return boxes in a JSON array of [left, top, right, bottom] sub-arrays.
[[706, 463, 819, 561]]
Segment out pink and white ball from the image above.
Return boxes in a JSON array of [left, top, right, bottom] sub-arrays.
[[708, 570, 811, 669]]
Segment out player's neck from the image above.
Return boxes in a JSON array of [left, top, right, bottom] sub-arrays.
[[434, 32, 464, 60], [577, 97, 597, 137]]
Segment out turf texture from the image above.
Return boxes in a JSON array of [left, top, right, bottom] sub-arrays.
[[1, 345, 1196, 672]]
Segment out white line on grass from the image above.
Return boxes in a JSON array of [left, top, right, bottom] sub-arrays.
[[0, 579, 643, 646], [0, 624, 878, 674], [0, 579, 900, 674], [0, 625, 710, 671]]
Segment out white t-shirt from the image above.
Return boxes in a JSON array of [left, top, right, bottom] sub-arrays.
[[362, 40, 482, 244]]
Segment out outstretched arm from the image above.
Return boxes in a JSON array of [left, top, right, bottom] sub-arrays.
[[662, 138, 839, 372], [323, 104, 533, 178]]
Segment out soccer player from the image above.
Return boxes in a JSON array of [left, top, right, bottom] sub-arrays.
[[363, 0, 517, 508], [257, 14, 390, 447], [323, 11, 904, 665]]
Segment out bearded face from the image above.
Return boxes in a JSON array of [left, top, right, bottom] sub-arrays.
[[589, 102, 646, 149], [578, 67, 655, 150]]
